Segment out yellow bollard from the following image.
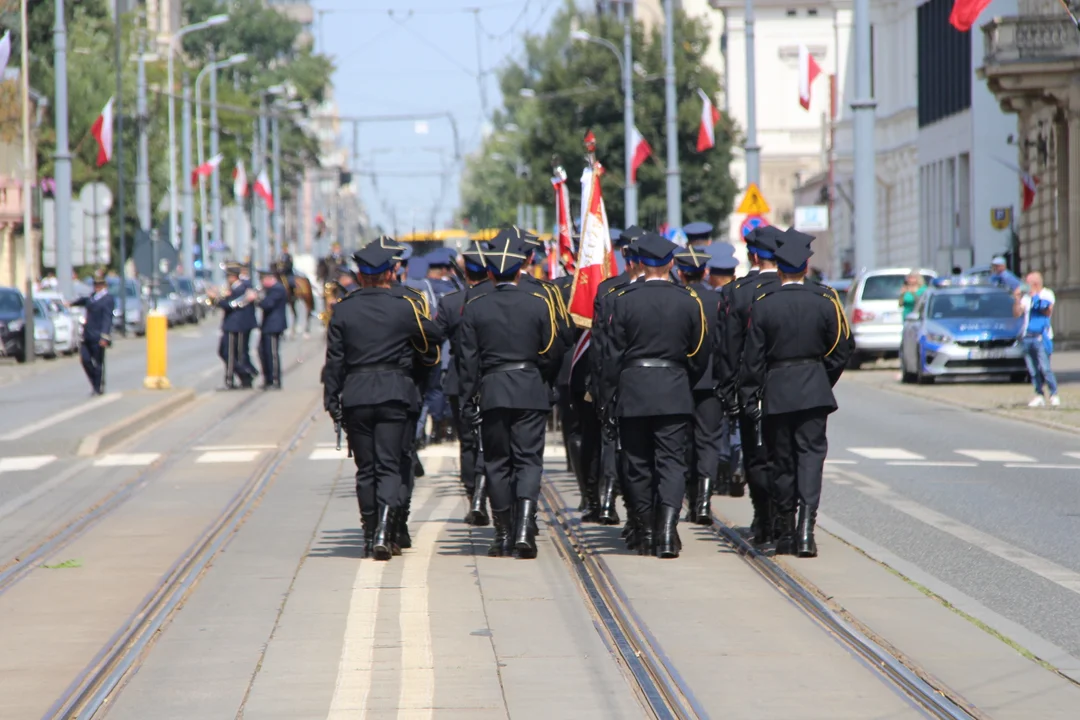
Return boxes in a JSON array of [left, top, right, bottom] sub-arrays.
[[143, 310, 172, 389]]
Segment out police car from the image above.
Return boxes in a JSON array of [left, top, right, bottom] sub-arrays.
[[899, 277, 1028, 384]]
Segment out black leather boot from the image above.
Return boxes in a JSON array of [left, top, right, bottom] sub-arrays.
[[413, 451, 425, 478], [685, 480, 699, 523], [397, 500, 412, 549], [729, 464, 746, 497], [694, 476, 713, 526], [598, 472, 621, 525], [513, 498, 538, 559], [466, 473, 490, 527], [361, 510, 377, 558], [372, 505, 396, 561], [656, 505, 681, 559], [621, 515, 638, 550], [636, 509, 656, 556], [580, 480, 602, 523], [773, 511, 797, 556], [752, 500, 773, 546], [797, 505, 818, 558], [714, 461, 731, 496], [488, 509, 514, 557]]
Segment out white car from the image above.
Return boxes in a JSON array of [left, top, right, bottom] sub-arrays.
[[36, 291, 80, 355], [845, 267, 937, 368]]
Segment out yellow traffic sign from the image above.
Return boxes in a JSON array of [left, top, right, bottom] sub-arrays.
[[737, 183, 771, 215]]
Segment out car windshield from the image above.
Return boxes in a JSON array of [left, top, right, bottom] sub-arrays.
[[46, 299, 66, 314], [0, 291, 22, 313], [861, 274, 935, 301], [928, 292, 1016, 319]]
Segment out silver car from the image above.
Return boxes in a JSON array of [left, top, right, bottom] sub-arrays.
[[845, 267, 937, 368], [35, 291, 80, 355], [32, 299, 57, 359]]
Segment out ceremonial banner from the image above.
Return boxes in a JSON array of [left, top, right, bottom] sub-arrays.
[[551, 166, 575, 278], [567, 131, 617, 329]]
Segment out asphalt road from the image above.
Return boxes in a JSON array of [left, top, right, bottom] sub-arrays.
[[825, 375, 1080, 665]]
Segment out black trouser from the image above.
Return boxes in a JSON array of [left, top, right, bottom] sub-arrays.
[[619, 415, 691, 516], [344, 402, 410, 512], [765, 408, 829, 514], [571, 392, 601, 491], [480, 408, 547, 513], [449, 396, 480, 495], [258, 331, 282, 386], [690, 391, 723, 484], [739, 413, 772, 508], [219, 331, 256, 383], [557, 385, 579, 466], [80, 341, 106, 393], [400, 410, 419, 506]]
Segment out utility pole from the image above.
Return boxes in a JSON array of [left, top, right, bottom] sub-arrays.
[[744, 0, 760, 186], [53, 0, 73, 298], [20, 0, 34, 363], [114, 1, 127, 332], [135, 33, 151, 234], [272, 114, 282, 256], [258, 95, 270, 268], [663, 0, 681, 230], [181, 74, 194, 277], [621, 0, 638, 227], [250, 119, 261, 272], [210, 55, 222, 284], [852, 0, 877, 271]]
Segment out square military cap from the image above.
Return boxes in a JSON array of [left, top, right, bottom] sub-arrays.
[[707, 243, 739, 273], [781, 227, 816, 247], [462, 243, 487, 272], [617, 225, 646, 246], [635, 232, 679, 266], [425, 247, 456, 268], [683, 221, 714, 242], [745, 225, 784, 258], [674, 245, 711, 272], [509, 225, 543, 246], [485, 233, 528, 275], [353, 244, 399, 275], [774, 235, 814, 273]]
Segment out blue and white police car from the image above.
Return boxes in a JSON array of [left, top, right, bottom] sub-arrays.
[[899, 277, 1028, 384]]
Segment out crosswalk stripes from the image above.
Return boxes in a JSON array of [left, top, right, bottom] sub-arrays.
[[94, 453, 161, 467], [196, 450, 262, 464], [848, 448, 925, 461], [0, 455, 56, 473], [955, 450, 1036, 463]]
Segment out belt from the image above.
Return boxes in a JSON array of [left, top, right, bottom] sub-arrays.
[[768, 357, 821, 370], [484, 361, 536, 375], [626, 358, 680, 369], [352, 363, 403, 374]]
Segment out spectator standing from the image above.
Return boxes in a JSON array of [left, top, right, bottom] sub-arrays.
[[989, 255, 1022, 291], [899, 272, 926, 316], [1015, 271, 1059, 407]]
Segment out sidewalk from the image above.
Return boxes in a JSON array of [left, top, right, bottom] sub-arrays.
[[844, 351, 1080, 431]]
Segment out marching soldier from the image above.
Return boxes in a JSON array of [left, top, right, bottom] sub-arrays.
[[683, 221, 714, 249], [602, 233, 707, 559], [213, 262, 259, 389], [740, 231, 852, 557], [324, 242, 444, 561], [70, 269, 115, 396], [716, 226, 785, 543], [705, 244, 743, 495], [458, 232, 566, 559], [437, 243, 493, 525], [257, 268, 288, 390]]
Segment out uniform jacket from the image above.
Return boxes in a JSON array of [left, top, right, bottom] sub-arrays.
[[739, 282, 853, 416], [323, 287, 444, 413], [73, 290, 115, 344], [219, 279, 258, 333], [687, 280, 724, 392], [436, 282, 492, 397], [259, 281, 289, 334], [458, 283, 565, 412], [590, 271, 635, 406], [603, 280, 707, 418], [716, 269, 780, 402], [551, 275, 577, 389]]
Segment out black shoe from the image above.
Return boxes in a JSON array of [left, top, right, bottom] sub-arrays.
[[797, 505, 818, 558], [372, 505, 396, 561], [655, 505, 681, 559], [694, 476, 713, 526], [729, 466, 746, 498], [466, 474, 490, 527], [513, 498, 538, 559], [361, 511, 377, 558], [752, 502, 773, 546], [636, 510, 656, 556], [580, 482, 602, 523], [413, 452, 425, 478], [684, 483, 699, 523], [714, 462, 731, 496], [773, 511, 797, 556], [240, 375, 254, 389], [397, 502, 412, 549], [488, 509, 515, 557]]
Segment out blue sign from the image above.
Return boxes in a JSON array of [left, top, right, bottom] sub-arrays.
[[740, 214, 769, 238]]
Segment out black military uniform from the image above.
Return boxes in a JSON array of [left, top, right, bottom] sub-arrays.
[[437, 244, 493, 526], [715, 227, 785, 540], [324, 243, 443, 561], [602, 233, 707, 559], [675, 245, 723, 525], [216, 261, 259, 389], [256, 269, 288, 389], [458, 232, 565, 559], [740, 232, 852, 557], [71, 269, 115, 395], [705, 244, 743, 495]]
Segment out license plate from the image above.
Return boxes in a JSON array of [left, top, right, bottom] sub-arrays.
[[970, 349, 1006, 360]]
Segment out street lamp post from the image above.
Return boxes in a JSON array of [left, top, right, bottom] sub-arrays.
[[167, 14, 229, 277], [663, 0, 682, 231]]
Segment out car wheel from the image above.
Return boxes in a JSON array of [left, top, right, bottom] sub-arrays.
[[916, 354, 934, 384], [900, 351, 917, 384]]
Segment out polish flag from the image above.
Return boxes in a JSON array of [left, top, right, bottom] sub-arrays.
[[254, 170, 274, 211], [0, 31, 11, 80], [798, 45, 823, 110], [551, 167, 575, 278], [90, 98, 114, 167], [233, 161, 248, 198], [191, 153, 223, 187], [568, 154, 616, 328], [949, 0, 992, 32], [696, 89, 721, 152], [1022, 173, 1039, 212], [629, 126, 652, 184]]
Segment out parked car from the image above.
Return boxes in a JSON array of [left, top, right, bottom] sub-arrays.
[[93, 276, 147, 336], [172, 276, 201, 324], [191, 278, 212, 319], [844, 267, 937, 368], [32, 299, 57, 359], [153, 277, 185, 327], [0, 287, 26, 362], [900, 280, 1027, 384], [36, 291, 80, 355]]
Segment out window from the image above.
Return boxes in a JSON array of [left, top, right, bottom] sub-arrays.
[[786, 9, 797, 16], [808, 8, 819, 15], [917, 0, 971, 127]]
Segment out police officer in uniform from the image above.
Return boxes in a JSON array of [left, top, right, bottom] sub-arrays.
[[674, 245, 722, 525], [257, 268, 288, 389], [214, 262, 259, 389], [458, 232, 565, 559], [324, 243, 443, 561], [740, 232, 852, 556], [705, 244, 743, 495], [437, 243, 493, 525], [683, 221, 714, 249], [71, 269, 115, 396], [603, 233, 707, 558]]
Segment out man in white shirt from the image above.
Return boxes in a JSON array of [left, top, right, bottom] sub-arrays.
[[1014, 272, 1059, 407]]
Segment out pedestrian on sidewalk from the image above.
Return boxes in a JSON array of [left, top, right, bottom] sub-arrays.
[[1015, 271, 1059, 407], [70, 269, 114, 396]]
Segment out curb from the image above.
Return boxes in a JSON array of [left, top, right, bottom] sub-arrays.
[[76, 389, 197, 457]]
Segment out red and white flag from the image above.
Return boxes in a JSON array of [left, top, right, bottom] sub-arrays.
[[90, 97, 114, 167], [993, 156, 1040, 212], [949, 0, 992, 31], [696, 89, 721, 152], [568, 141, 617, 329], [551, 167, 575, 278], [191, 153, 223, 187], [629, 125, 652, 184], [0, 31, 12, 80], [254, 169, 273, 211], [233, 160, 248, 198], [798, 45, 823, 110]]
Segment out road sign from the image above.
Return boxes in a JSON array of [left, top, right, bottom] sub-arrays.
[[736, 183, 770, 215], [795, 205, 829, 232], [740, 214, 769, 238]]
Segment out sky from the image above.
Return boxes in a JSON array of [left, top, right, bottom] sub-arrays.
[[313, 0, 569, 235]]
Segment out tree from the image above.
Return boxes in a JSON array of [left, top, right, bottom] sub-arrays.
[[460, 6, 739, 232]]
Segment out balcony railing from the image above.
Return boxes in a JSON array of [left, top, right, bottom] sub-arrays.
[[983, 15, 1080, 65]]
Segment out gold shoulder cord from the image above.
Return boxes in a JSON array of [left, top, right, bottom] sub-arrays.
[[686, 287, 707, 358], [403, 296, 430, 354], [825, 294, 843, 356], [550, 285, 570, 322], [533, 292, 557, 354], [406, 287, 430, 318]]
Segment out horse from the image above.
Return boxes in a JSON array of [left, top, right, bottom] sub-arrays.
[[275, 266, 315, 338]]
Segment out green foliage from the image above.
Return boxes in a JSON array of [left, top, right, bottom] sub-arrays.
[[460, 6, 738, 232]]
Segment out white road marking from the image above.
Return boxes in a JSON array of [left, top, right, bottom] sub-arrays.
[[885, 461, 978, 467], [830, 478, 853, 485], [824, 459, 857, 465], [1063, 452, 1080, 461], [1004, 463, 1080, 470], [326, 556, 387, 719], [848, 447, 925, 461], [835, 467, 1080, 596], [195, 450, 261, 464], [0, 455, 57, 473], [397, 494, 457, 717], [93, 453, 161, 467], [0, 393, 121, 441], [309, 448, 348, 461], [956, 449, 1036, 463], [193, 444, 278, 451]]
